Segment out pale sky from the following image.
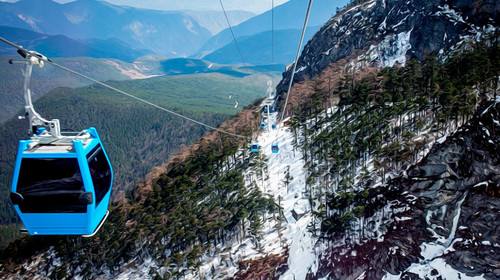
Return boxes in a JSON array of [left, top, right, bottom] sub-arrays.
[[49, 0, 290, 13]]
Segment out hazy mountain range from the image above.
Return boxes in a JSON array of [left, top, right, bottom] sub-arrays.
[[46, 0, 289, 14], [0, 25, 149, 61], [0, 0, 251, 57], [182, 10, 254, 35], [203, 27, 321, 65], [197, 0, 351, 58], [0, 0, 352, 65]]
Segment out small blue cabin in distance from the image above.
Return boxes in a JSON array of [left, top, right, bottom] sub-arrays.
[[271, 143, 280, 154], [250, 143, 261, 153], [10, 127, 113, 236], [261, 98, 277, 114]]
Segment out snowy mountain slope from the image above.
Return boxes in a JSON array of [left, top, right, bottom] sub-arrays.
[[159, 84, 497, 280], [186, 2, 499, 273], [213, 81, 498, 280], [180, 122, 316, 279], [0, 1, 499, 279], [312, 99, 500, 280]]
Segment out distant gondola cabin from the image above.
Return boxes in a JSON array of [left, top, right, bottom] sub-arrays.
[[271, 143, 280, 154], [250, 143, 261, 153]]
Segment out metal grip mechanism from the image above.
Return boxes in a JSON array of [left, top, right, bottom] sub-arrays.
[[20, 52, 61, 139]]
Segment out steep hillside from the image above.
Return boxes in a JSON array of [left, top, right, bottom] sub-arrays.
[[0, 72, 273, 249], [189, 43, 498, 279], [197, 0, 350, 58], [311, 97, 500, 280], [0, 44, 497, 279], [0, 0, 211, 56], [276, 0, 499, 98]]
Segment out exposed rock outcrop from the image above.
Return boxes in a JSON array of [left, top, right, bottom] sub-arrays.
[[277, 0, 499, 96], [312, 101, 499, 279]]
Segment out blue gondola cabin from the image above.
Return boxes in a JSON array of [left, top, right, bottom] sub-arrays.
[[250, 143, 260, 153], [10, 128, 113, 236], [271, 143, 280, 154]]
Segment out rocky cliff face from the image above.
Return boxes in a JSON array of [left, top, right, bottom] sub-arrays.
[[277, 0, 499, 94]]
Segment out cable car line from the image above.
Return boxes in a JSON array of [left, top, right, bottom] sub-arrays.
[[4, 0, 317, 236], [219, 0, 245, 64], [280, 0, 314, 121], [0, 36, 30, 52], [48, 61, 248, 140], [271, 0, 275, 64], [5, 39, 114, 236], [0, 36, 248, 140], [265, 0, 313, 155]]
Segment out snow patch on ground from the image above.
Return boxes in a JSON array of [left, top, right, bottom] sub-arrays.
[[382, 272, 402, 280], [406, 258, 484, 280], [400, 192, 487, 280], [254, 124, 319, 280], [351, 29, 412, 69], [295, 66, 307, 73], [435, 5, 466, 24], [114, 258, 155, 280], [186, 121, 317, 279], [376, 29, 412, 67]]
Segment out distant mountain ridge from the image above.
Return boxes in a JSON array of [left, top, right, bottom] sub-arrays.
[[203, 27, 320, 65], [0, 25, 150, 61], [197, 0, 351, 58], [182, 10, 255, 35], [0, 0, 212, 57]]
